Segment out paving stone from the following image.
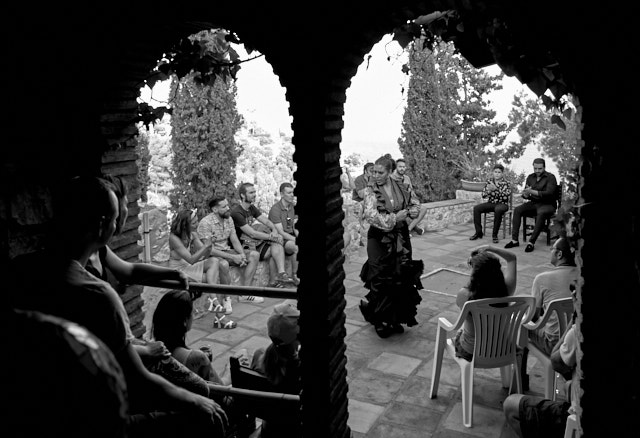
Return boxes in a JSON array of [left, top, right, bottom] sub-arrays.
[[238, 310, 271, 331], [368, 352, 422, 378], [203, 325, 258, 345], [395, 375, 459, 412], [345, 350, 370, 381], [347, 399, 386, 434], [367, 421, 434, 438], [443, 402, 506, 437], [418, 357, 461, 387], [348, 368, 406, 404], [381, 401, 442, 434], [186, 327, 209, 344]]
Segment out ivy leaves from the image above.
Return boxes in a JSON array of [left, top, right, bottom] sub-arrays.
[[138, 29, 255, 128]]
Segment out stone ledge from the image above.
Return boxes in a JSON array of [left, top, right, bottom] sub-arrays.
[[424, 199, 474, 209], [421, 198, 475, 231]]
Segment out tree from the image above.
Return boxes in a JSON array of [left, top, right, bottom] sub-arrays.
[[506, 92, 580, 199], [169, 67, 243, 212], [135, 126, 151, 203], [398, 37, 520, 201], [235, 122, 297, 211]]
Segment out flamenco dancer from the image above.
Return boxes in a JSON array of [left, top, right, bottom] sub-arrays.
[[359, 155, 424, 338]]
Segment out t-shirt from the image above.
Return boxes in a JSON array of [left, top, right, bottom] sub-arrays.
[[531, 265, 577, 340], [230, 203, 263, 243], [28, 259, 133, 357], [197, 212, 234, 251], [268, 200, 297, 235]]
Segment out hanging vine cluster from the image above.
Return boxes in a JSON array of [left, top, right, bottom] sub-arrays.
[[136, 29, 258, 128]]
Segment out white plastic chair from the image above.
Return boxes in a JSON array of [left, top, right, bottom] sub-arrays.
[[520, 297, 574, 400], [430, 296, 536, 427], [564, 413, 578, 438]]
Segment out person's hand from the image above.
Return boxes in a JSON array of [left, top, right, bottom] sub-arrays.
[[175, 271, 190, 290], [234, 348, 251, 367], [269, 230, 283, 244], [145, 341, 171, 358], [472, 244, 491, 254], [396, 209, 409, 222], [232, 253, 246, 267], [486, 183, 497, 192], [191, 394, 228, 436]]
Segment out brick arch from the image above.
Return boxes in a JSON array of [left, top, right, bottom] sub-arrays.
[[2, 2, 637, 436]]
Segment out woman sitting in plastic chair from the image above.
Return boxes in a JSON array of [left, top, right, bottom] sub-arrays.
[[454, 245, 518, 361]]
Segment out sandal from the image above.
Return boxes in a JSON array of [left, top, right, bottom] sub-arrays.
[[207, 297, 225, 314], [213, 315, 237, 329]]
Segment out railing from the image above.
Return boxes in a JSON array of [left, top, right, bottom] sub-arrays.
[[142, 279, 298, 300]]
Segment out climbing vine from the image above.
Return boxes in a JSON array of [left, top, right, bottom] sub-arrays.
[[136, 29, 260, 128]]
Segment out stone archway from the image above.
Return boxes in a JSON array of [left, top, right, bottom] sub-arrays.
[[3, 2, 637, 436]]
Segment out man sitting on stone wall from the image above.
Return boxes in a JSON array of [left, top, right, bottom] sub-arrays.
[[197, 196, 262, 321], [268, 182, 300, 285], [231, 182, 297, 289]]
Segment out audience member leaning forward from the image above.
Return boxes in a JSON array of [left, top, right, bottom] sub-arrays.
[[10, 176, 228, 438]]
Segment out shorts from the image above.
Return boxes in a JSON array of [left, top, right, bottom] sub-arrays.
[[519, 395, 570, 438], [245, 241, 270, 261]]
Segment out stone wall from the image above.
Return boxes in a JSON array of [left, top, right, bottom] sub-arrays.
[[341, 190, 477, 246]]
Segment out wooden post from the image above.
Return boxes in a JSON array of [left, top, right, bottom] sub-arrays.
[[142, 211, 151, 263]]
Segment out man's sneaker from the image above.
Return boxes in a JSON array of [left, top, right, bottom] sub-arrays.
[[223, 297, 233, 314], [238, 295, 265, 303], [275, 272, 297, 287], [292, 275, 301, 286]]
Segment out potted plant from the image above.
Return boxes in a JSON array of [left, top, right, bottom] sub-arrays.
[[453, 154, 488, 191]]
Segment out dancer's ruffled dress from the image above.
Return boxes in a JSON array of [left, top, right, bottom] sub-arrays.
[[359, 178, 424, 333]]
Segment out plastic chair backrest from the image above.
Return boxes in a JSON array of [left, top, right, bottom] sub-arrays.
[[545, 297, 574, 336], [464, 296, 535, 368]]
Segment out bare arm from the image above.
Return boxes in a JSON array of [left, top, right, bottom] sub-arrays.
[[104, 246, 188, 288], [456, 287, 471, 309], [169, 234, 211, 265], [118, 343, 228, 431], [274, 223, 296, 242], [478, 245, 517, 295]]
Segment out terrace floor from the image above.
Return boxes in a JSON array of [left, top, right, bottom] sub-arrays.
[[177, 222, 564, 437]]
